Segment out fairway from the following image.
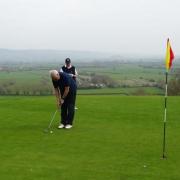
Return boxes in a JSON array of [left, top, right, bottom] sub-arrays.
[[0, 96, 180, 180]]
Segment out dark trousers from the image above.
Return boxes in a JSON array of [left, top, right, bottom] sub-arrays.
[[61, 91, 76, 125]]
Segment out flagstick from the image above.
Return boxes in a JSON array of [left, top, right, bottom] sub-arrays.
[[162, 71, 168, 159]]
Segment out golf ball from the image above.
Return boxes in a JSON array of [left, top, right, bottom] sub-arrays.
[[50, 130, 53, 133]]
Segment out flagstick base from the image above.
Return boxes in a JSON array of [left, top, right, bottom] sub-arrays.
[[161, 155, 167, 160]]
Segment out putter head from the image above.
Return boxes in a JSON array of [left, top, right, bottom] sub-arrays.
[[161, 155, 167, 160], [43, 128, 49, 133]]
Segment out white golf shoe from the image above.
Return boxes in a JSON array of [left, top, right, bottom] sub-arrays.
[[58, 124, 65, 129], [65, 124, 72, 129]]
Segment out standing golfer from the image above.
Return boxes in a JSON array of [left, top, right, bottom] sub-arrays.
[[60, 58, 78, 109], [60, 58, 78, 82], [50, 70, 77, 129]]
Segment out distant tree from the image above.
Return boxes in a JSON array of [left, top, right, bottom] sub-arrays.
[[149, 79, 155, 82], [133, 88, 146, 96], [15, 91, 20, 95], [156, 80, 164, 89], [168, 69, 180, 95], [0, 85, 6, 95], [168, 79, 180, 95], [91, 74, 118, 88]]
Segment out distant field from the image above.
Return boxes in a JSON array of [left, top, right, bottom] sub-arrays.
[[0, 61, 179, 95], [0, 69, 50, 85], [77, 87, 163, 95], [0, 69, 51, 94], [80, 64, 165, 81], [0, 95, 180, 180]]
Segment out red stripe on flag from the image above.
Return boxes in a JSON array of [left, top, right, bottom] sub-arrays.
[[169, 46, 174, 69]]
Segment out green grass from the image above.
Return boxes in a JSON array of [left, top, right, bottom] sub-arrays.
[[0, 62, 174, 95], [78, 87, 163, 95], [0, 68, 164, 96], [80, 64, 165, 81], [0, 70, 50, 85], [0, 95, 180, 180], [0, 63, 165, 91]]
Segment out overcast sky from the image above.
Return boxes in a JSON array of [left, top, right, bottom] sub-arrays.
[[0, 0, 179, 56]]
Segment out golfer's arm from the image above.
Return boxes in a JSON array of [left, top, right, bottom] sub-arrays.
[[73, 69, 78, 77], [54, 88, 61, 102], [75, 69, 78, 76], [62, 86, 69, 99]]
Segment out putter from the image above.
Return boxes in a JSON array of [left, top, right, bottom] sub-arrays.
[[44, 110, 57, 133]]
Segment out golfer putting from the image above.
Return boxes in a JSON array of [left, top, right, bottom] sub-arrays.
[[50, 70, 77, 129]]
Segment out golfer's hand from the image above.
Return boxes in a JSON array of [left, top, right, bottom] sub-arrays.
[[57, 100, 61, 109], [60, 99, 64, 105]]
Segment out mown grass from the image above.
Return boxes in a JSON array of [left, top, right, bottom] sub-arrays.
[[0, 95, 180, 180]]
